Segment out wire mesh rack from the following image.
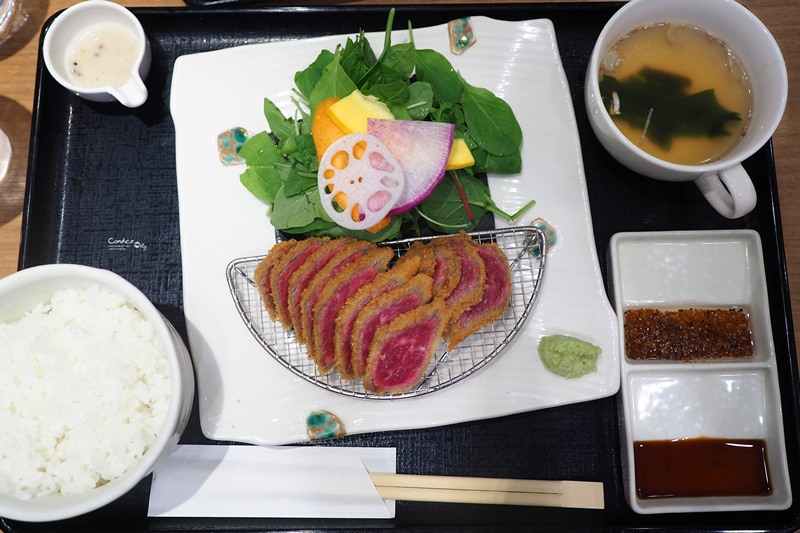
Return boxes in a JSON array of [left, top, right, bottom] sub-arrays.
[[226, 226, 547, 399]]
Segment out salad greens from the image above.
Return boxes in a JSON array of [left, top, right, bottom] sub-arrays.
[[239, 9, 532, 241]]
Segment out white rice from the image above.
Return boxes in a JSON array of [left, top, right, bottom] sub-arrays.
[[0, 285, 170, 500]]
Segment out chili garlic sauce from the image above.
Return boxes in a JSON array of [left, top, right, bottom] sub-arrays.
[[600, 23, 752, 165], [634, 438, 771, 499], [66, 23, 140, 89], [623, 307, 753, 361]]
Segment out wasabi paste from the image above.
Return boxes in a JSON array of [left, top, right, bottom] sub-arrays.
[[538, 334, 601, 378]]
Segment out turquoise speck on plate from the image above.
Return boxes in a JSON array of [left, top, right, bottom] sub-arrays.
[[216, 127, 249, 165], [306, 410, 346, 440]]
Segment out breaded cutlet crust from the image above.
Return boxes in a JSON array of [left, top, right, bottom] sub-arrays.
[[287, 238, 358, 339], [435, 233, 486, 333], [430, 242, 462, 300], [269, 237, 329, 330], [393, 241, 436, 278], [254, 240, 298, 322]]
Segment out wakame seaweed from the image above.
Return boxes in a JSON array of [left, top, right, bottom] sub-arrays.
[[599, 67, 742, 150]]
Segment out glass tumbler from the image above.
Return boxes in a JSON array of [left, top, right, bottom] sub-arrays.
[[0, 128, 9, 182], [0, 0, 26, 45]]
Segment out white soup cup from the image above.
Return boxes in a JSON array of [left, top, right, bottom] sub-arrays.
[[585, 0, 787, 219]]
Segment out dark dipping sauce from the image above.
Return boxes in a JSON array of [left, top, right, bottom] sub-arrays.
[[634, 438, 771, 499]]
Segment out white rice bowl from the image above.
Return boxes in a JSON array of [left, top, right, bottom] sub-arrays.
[[0, 264, 194, 522]]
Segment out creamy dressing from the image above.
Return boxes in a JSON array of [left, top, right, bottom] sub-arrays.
[[66, 22, 139, 88]]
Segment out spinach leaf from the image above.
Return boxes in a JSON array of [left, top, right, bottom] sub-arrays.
[[385, 102, 413, 121], [240, 167, 278, 202], [282, 217, 336, 235], [415, 49, 462, 104], [239, 131, 283, 165], [471, 143, 522, 174], [270, 186, 321, 230], [378, 43, 416, 84], [294, 49, 335, 102], [283, 211, 403, 242], [238, 131, 287, 202], [416, 171, 534, 232], [599, 67, 741, 150], [340, 33, 378, 83], [282, 174, 317, 197], [306, 216, 403, 242], [263, 98, 297, 143], [354, 7, 397, 88], [417, 172, 487, 233], [430, 101, 466, 131], [405, 82, 433, 120], [460, 76, 523, 156], [280, 133, 317, 169], [363, 80, 408, 106], [455, 171, 534, 222], [294, 99, 313, 135], [361, 81, 412, 119], [280, 200, 337, 234], [309, 51, 358, 115]]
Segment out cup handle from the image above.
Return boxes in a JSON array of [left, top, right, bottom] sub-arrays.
[[110, 75, 149, 108], [694, 164, 757, 219]]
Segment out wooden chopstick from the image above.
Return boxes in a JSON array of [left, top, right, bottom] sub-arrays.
[[368, 473, 604, 509]]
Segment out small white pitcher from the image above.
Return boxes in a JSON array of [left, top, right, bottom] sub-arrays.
[[42, 0, 150, 108]]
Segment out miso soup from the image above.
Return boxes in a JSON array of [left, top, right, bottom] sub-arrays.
[[599, 23, 752, 165]]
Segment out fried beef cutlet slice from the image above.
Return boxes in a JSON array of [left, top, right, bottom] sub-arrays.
[[297, 240, 376, 347], [254, 239, 298, 321], [445, 242, 512, 350], [393, 241, 436, 278], [269, 237, 329, 330], [310, 247, 394, 375], [436, 233, 486, 329], [287, 238, 358, 339], [350, 273, 434, 380], [363, 297, 447, 395], [393, 240, 461, 299], [430, 241, 462, 300], [332, 255, 424, 380]]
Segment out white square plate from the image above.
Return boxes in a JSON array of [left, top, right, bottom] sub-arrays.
[[170, 17, 619, 445]]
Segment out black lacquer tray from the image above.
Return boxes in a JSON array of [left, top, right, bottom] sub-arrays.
[[5, 4, 800, 532]]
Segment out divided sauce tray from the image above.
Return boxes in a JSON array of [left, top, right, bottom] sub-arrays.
[[609, 230, 791, 515]]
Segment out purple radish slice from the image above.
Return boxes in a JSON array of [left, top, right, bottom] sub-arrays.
[[367, 118, 455, 216], [317, 133, 406, 230]]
